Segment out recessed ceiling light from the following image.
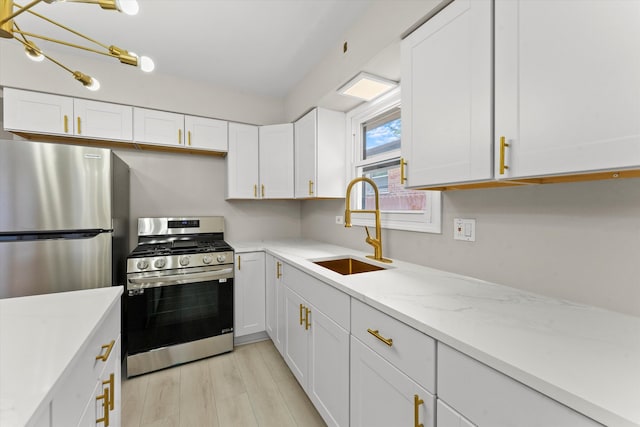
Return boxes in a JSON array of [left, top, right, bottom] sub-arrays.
[[337, 72, 398, 101]]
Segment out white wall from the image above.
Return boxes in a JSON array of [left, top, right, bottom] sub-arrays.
[[300, 178, 640, 317]]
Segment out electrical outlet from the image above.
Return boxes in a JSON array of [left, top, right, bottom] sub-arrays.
[[335, 215, 344, 225], [454, 218, 476, 242]]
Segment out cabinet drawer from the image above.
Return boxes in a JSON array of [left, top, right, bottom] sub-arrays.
[[351, 299, 436, 393], [282, 263, 350, 330], [437, 344, 602, 427], [52, 304, 120, 427]]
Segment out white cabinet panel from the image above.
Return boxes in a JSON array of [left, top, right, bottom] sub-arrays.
[[495, 0, 640, 180], [184, 115, 228, 152], [350, 336, 435, 427], [234, 251, 265, 337], [3, 88, 73, 136], [133, 107, 184, 146], [265, 254, 286, 355], [227, 122, 260, 199], [259, 123, 294, 199], [437, 343, 602, 427], [437, 399, 476, 427], [284, 285, 309, 386], [401, 0, 492, 187], [74, 99, 133, 141]]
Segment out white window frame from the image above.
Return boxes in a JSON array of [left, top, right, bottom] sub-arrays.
[[346, 87, 442, 233]]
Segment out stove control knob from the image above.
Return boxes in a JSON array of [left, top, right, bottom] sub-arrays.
[[137, 260, 149, 270], [216, 254, 226, 263], [154, 258, 166, 269], [202, 255, 213, 265], [180, 256, 190, 267]]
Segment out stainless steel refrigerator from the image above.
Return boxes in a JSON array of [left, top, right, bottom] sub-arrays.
[[0, 139, 129, 299]]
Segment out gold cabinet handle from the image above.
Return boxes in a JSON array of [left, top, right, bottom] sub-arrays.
[[96, 340, 115, 361], [308, 180, 314, 196], [414, 394, 424, 427], [178, 128, 182, 144], [77, 116, 81, 135], [299, 303, 305, 325], [102, 373, 115, 411], [367, 328, 393, 347], [188, 130, 192, 146], [261, 184, 265, 198], [96, 386, 111, 427], [276, 261, 282, 279], [305, 307, 311, 330], [400, 157, 407, 184], [254, 184, 257, 198], [499, 136, 510, 175], [63, 115, 69, 133], [237, 255, 241, 270]]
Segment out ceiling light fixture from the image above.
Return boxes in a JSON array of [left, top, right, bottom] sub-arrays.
[[0, 0, 154, 91], [337, 72, 398, 101]]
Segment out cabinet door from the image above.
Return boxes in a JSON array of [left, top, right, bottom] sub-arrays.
[[265, 255, 285, 355], [315, 108, 346, 198], [227, 123, 260, 199], [437, 399, 476, 427], [184, 115, 228, 152], [259, 123, 294, 199], [283, 286, 309, 388], [308, 304, 349, 427], [401, 0, 492, 187], [350, 336, 435, 427], [74, 99, 133, 141], [294, 109, 317, 198], [133, 107, 184, 146], [495, 0, 640, 179], [234, 252, 266, 337], [3, 88, 73, 136]]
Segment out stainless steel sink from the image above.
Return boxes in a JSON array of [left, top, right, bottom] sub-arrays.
[[313, 257, 386, 275]]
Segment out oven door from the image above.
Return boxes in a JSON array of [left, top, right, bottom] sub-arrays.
[[126, 265, 234, 355]]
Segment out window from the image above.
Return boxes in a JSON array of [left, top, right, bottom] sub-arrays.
[[347, 88, 441, 233]]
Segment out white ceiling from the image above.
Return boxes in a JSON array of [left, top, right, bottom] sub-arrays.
[[13, 0, 374, 99]]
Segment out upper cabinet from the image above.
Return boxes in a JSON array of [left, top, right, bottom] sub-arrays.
[[294, 108, 346, 199], [227, 122, 260, 199], [401, 0, 492, 189], [184, 115, 228, 151], [259, 123, 294, 199], [133, 107, 184, 147], [3, 88, 132, 141], [494, 0, 640, 181]]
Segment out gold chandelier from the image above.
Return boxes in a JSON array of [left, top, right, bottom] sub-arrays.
[[0, 0, 154, 91]]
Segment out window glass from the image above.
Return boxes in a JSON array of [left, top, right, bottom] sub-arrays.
[[360, 160, 426, 211], [363, 108, 401, 160]]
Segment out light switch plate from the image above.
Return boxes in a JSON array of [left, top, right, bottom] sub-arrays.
[[454, 218, 476, 242]]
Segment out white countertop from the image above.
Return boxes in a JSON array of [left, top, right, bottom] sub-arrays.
[[0, 287, 123, 427], [232, 239, 640, 427]]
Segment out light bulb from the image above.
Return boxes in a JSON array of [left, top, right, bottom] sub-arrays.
[[140, 55, 154, 72], [25, 46, 44, 62], [86, 77, 101, 91], [115, 0, 139, 15]]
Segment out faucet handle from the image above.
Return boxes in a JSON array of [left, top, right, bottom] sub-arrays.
[[364, 226, 371, 238]]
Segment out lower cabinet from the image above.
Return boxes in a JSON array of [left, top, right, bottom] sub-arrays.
[[437, 399, 476, 427], [350, 336, 435, 427], [234, 251, 266, 337], [283, 285, 349, 426], [265, 254, 286, 355]]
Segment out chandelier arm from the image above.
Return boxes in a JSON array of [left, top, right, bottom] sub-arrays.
[[13, 22, 29, 44], [13, 29, 117, 58], [0, 0, 44, 26], [14, 35, 74, 74], [15, 1, 110, 50]]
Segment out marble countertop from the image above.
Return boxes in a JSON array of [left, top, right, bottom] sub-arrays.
[[0, 287, 123, 427], [232, 239, 640, 427]]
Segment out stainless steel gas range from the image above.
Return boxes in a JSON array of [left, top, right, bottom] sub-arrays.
[[125, 217, 234, 377]]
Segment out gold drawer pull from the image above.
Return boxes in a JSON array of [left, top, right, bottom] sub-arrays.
[[77, 116, 82, 135], [499, 135, 510, 175], [254, 184, 257, 198], [400, 157, 407, 184], [305, 307, 311, 330], [367, 328, 393, 347], [299, 303, 305, 325], [178, 128, 182, 144], [96, 339, 115, 361], [64, 115, 69, 133], [188, 130, 192, 146], [103, 373, 115, 411], [414, 394, 424, 427], [276, 261, 282, 278], [237, 255, 241, 270], [96, 386, 111, 426], [261, 184, 265, 198], [308, 180, 314, 195]]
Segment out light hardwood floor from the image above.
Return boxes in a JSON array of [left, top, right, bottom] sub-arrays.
[[122, 340, 327, 427]]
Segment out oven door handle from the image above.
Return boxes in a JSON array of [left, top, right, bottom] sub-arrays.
[[128, 268, 233, 289]]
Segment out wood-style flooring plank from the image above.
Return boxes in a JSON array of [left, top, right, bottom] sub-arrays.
[[179, 358, 219, 427], [208, 350, 247, 400], [122, 372, 149, 427], [255, 339, 296, 383], [216, 392, 259, 427], [139, 367, 181, 425]]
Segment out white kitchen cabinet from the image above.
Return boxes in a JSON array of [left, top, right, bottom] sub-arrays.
[[437, 399, 476, 427], [265, 253, 286, 355], [184, 115, 228, 152], [495, 0, 640, 180], [226, 122, 260, 199], [234, 251, 266, 337], [350, 336, 435, 427], [259, 123, 294, 199], [401, 0, 492, 188], [3, 89, 133, 142], [437, 343, 602, 427], [294, 108, 346, 198], [74, 98, 133, 141], [282, 266, 350, 426], [133, 107, 184, 147]]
